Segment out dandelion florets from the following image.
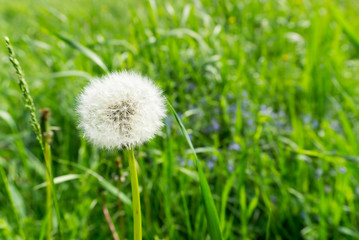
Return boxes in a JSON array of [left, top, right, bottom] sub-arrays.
[[77, 71, 166, 149]]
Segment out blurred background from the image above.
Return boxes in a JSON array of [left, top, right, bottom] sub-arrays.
[[1, 0, 359, 239]]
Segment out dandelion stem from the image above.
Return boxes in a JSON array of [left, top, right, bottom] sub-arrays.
[[127, 148, 142, 240]]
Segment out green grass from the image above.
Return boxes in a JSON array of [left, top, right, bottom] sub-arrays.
[[1, 0, 359, 239]]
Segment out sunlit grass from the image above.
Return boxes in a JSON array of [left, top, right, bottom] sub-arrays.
[[1, 0, 359, 239]]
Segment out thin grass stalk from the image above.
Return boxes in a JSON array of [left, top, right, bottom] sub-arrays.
[[127, 148, 142, 240], [4, 37, 43, 150], [101, 193, 120, 240], [40, 109, 53, 240], [4, 37, 63, 237]]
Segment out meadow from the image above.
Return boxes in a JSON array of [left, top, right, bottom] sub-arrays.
[[1, 0, 359, 239]]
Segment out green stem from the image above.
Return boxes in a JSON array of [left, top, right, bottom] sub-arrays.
[[41, 109, 53, 240], [5, 37, 62, 238], [45, 143, 53, 239], [128, 148, 142, 240]]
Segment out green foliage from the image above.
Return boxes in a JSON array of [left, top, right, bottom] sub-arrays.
[[1, 0, 359, 239], [168, 102, 223, 240]]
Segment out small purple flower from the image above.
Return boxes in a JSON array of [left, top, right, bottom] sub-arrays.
[[260, 105, 267, 112], [213, 108, 221, 114], [260, 105, 272, 116], [315, 168, 323, 178], [275, 120, 284, 128], [204, 126, 212, 133], [330, 120, 341, 132], [229, 143, 241, 151], [188, 134, 193, 140], [165, 117, 172, 127], [247, 118, 254, 126], [200, 98, 207, 105], [228, 103, 237, 113], [177, 156, 186, 167], [303, 115, 311, 124], [187, 159, 194, 167], [207, 161, 215, 170], [187, 83, 196, 91], [312, 120, 319, 129], [324, 185, 332, 194], [278, 110, 285, 117], [227, 164, 234, 173], [355, 187, 359, 195], [211, 120, 220, 131], [241, 100, 249, 109], [270, 195, 278, 203], [227, 93, 234, 100], [211, 155, 218, 162], [242, 90, 248, 98], [339, 167, 347, 174]]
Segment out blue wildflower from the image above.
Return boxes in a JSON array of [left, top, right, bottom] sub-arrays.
[[339, 167, 347, 174], [228, 103, 237, 113], [229, 143, 241, 151], [177, 156, 186, 167], [315, 168, 323, 178], [187, 83, 196, 91], [187, 159, 194, 167], [270, 195, 277, 203], [188, 134, 193, 140], [227, 164, 234, 173], [207, 161, 214, 170], [211, 120, 220, 131]]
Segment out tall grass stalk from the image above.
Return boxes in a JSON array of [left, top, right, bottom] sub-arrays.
[[4, 36, 63, 238], [4, 36, 43, 150], [127, 148, 142, 240], [40, 109, 54, 240]]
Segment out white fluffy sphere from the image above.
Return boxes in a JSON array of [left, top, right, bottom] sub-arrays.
[[77, 71, 166, 149]]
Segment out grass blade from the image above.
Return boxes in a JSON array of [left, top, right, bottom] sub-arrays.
[[53, 33, 109, 72], [329, 3, 359, 49], [0, 162, 25, 239], [220, 172, 236, 231], [33, 174, 81, 190], [38, 70, 92, 80], [57, 159, 131, 205], [167, 101, 223, 240]]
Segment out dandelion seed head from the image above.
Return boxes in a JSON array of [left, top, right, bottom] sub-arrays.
[[77, 71, 166, 149]]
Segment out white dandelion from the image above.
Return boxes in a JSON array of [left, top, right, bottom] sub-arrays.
[[77, 71, 166, 149]]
